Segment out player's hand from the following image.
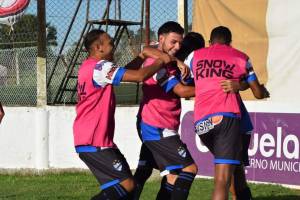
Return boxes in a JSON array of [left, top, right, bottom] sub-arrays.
[[260, 84, 270, 98], [176, 59, 190, 80], [220, 80, 240, 93]]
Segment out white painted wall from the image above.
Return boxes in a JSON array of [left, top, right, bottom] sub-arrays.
[[0, 100, 299, 170]]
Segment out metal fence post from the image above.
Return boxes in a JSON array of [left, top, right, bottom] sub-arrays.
[[37, 0, 47, 107]]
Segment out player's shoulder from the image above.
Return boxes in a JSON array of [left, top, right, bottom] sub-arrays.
[[230, 47, 249, 60], [81, 58, 97, 67], [93, 60, 119, 74]]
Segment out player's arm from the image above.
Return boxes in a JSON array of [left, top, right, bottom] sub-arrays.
[[93, 57, 169, 88], [124, 46, 171, 70], [142, 47, 191, 79], [244, 59, 270, 99], [122, 58, 167, 82], [124, 54, 145, 70], [0, 102, 4, 124], [172, 83, 195, 98], [220, 79, 249, 93]]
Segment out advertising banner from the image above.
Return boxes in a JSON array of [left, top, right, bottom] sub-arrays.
[[181, 111, 300, 185]]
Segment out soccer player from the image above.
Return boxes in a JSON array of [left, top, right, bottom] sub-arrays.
[[133, 31, 205, 200], [133, 22, 201, 200], [184, 26, 268, 200], [0, 102, 4, 124], [223, 83, 269, 200], [73, 29, 174, 200]]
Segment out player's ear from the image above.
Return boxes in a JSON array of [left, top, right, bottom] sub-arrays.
[[159, 34, 165, 44]]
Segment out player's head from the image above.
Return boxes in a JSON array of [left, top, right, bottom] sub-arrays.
[[175, 32, 205, 61], [84, 29, 114, 61], [209, 26, 232, 45], [157, 21, 184, 56]]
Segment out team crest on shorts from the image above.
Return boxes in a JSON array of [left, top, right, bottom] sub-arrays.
[[178, 146, 187, 158], [112, 160, 123, 171]]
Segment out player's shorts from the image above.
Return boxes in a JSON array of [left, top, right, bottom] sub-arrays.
[[76, 146, 133, 190], [241, 133, 251, 166], [195, 116, 242, 165], [137, 143, 159, 170], [138, 120, 195, 176], [136, 117, 159, 170]]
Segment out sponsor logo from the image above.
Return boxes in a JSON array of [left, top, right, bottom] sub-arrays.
[[106, 65, 117, 80], [77, 82, 86, 101], [195, 116, 222, 135], [195, 59, 235, 80]]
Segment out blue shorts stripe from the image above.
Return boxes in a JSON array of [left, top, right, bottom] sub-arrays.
[[75, 145, 97, 153], [100, 179, 120, 190], [214, 159, 241, 165], [165, 165, 183, 171]]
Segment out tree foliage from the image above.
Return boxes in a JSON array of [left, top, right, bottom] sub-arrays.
[[0, 14, 57, 49]]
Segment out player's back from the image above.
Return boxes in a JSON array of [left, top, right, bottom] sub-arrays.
[[192, 44, 248, 122]]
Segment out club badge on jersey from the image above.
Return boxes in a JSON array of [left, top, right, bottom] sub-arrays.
[[195, 116, 223, 135]]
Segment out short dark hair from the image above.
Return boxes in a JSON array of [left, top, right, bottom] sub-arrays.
[[84, 29, 106, 51], [210, 26, 232, 45], [176, 32, 205, 61], [157, 21, 184, 37]]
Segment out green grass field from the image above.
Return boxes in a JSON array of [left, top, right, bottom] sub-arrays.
[[0, 171, 299, 200]]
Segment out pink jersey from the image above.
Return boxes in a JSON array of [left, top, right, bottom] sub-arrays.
[[73, 58, 126, 147], [139, 58, 181, 130], [185, 44, 249, 123]]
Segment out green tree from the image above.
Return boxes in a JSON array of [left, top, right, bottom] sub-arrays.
[[0, 14, 58, 49]]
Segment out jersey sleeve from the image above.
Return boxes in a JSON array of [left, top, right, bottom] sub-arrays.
[[184, 51, 194, 78], [92, 60, 127, 87], [244, 59, 258, 83], [153, 68, 180, 93]]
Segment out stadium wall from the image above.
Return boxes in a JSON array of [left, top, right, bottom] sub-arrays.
[[0, 100, 299, 187], [0, 100, 299, 169]]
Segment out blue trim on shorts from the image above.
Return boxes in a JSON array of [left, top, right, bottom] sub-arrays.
[[195, 112, 239, 126], [112, 67, 126, 86], [140, 121, 162, 141], [100, 179, 120, 190], [75, 145, 97, 153], [165, 164, 183, 171], [214, 159, 241, 165]]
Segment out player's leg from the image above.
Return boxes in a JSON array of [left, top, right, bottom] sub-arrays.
[[144, 134, 196, 200], [133, 143, 155, 200], [156, 174, 176, 200], [229, 173, 237, 200], [200, 116, 242, 200], [78, 148, 135, 200], [234, 134, 253, 200], [133, 118, 157, 199]]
